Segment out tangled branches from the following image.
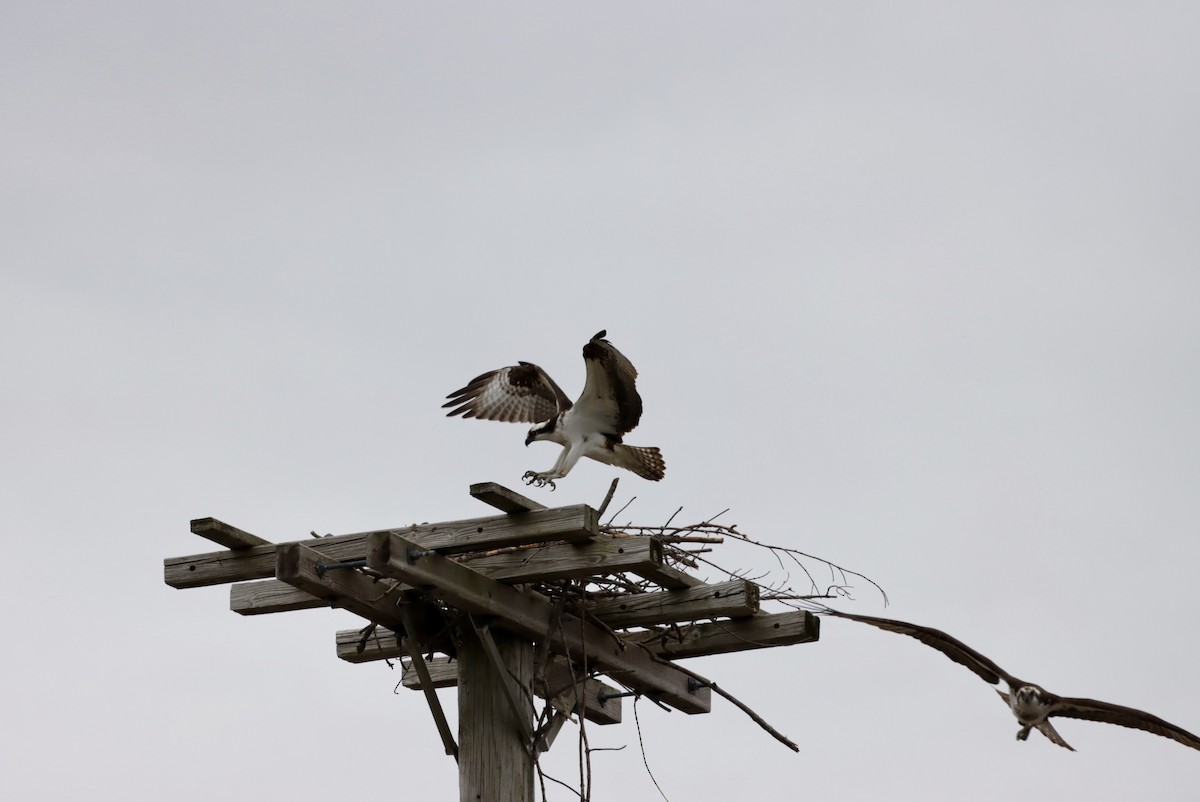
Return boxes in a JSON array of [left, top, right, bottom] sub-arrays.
[[600, 491, 888, 609]]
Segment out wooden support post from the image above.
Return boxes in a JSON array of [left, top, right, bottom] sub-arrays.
[[457, 622, 535, 802]]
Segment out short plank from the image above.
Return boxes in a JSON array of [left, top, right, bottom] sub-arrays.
[[190, 517, 272, 549], [231, 580, 328, 615], [469, 483, 547, 513]]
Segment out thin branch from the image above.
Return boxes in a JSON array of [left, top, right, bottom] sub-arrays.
[[634, 696, 671, 802], [636, 643, 799, 753], [597, 478, 620, 518]]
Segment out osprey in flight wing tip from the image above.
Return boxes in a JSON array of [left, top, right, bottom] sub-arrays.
[[444, 331, 664, 490]]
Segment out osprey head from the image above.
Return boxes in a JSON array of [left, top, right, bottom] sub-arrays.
[[1010, 685, 1050, 721], [525, 419, 556, 446]]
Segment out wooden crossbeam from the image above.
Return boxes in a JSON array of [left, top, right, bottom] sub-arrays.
[[582, 579, 759, 628], [469, 483, 546, 513], [231, 534, 690, 615], [629, 611, 820, 658], [367, 532, 711, 715], [336, 610, 817, 664], [454, 537, 665, 584], [190, 517, 271, 549], [165, 504, 598, 589], [274, 543, 453, 654], [275, 542, 406, 625], [537, 657, 624, 726], [230, 579, 327, 615]]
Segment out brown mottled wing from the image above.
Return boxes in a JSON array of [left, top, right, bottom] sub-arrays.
[[576, 330, 644, 436], [826, 610, 1014, 687], [1048, 696, 1200, 751], [443, 362, 571, 423]]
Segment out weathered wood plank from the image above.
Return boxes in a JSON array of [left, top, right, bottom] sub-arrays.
[[367, 532, 711, 715], [455, 536, 663, 584], [274, 543, 453, 653], [166, 505, 598, 589], [629, 610, 820, 659], [631, 561, 706, 590], [336, 626, 413, 664], [537, 658, 624, 726], [275, 542, 404, 623], [231, 580, 327, 615], [168, 535, 368, 590], [584, 580, 759, 628], [232, 536, 681, 615], [469, 483, 546, 513], [190, 517, 272, 549]]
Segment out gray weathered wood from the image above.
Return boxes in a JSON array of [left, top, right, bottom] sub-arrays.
[[469, 482, 546, 513], [537, 657, 623, 726], [231, 579, 327, 615], [398, 604, 458, 759], [455, 536, 664, 584], [630, 610, 820, 658], [232, 535, 674, 615], [166, 504, 598, 589], [190, 517, 272, 549], [273, 543, 453, 654], [367, 532, 711, 714], [275, 542, 409, 629], [636, 561, 706, 589], [458, 625, 534, 802], [583, 579, 759, 628]]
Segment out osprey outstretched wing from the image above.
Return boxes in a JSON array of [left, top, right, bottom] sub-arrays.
[[824, 609, 1200, 753], [444, 330, 665, 489]]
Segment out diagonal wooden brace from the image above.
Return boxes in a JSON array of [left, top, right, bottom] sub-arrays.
[[366, 532, 711, 714], [397, 604, 459, 761]]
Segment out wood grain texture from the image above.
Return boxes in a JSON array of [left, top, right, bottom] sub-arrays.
[[583, 579, 759, 628], [458, 627, 535, 802], [469, 482, 546, 513], [367, 532, 711, 715], [166, 505, 598, 589], [629, 610, 820, 658], [455, 536, 663, 583], [190, 517, 271, 549]]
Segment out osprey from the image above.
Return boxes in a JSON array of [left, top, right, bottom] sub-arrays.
[[443, 330, 665, 490], [824, 609, 1200, 752]]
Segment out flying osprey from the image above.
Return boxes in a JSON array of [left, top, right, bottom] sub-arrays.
[[824, 609, 1200, 752], [443, 330, 665, 490]]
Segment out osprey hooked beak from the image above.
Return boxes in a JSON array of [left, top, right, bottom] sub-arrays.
[[524, 431, 534, 447]]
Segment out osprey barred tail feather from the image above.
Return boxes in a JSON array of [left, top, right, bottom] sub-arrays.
[[443, 330, 665, 489]]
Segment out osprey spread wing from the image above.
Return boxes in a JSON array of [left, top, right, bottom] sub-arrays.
[[824, 609, 1200, 753], [443, 330, 665, 489]]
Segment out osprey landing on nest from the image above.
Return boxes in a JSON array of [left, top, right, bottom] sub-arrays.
[[443, 330, 665, 490]]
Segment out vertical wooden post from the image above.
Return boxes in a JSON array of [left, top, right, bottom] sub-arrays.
[[457, 625, 535, 802]]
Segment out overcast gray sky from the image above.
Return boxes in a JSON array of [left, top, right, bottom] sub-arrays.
[[4, 3, 1199, 799]]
